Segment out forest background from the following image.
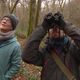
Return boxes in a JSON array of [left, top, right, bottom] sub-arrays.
[[0, 0, 80, 80]]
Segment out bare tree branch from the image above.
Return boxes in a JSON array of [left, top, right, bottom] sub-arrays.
[[10, 0, 19, 13]]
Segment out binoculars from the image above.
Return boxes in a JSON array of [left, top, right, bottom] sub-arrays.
[[45, 11, 63, 22]]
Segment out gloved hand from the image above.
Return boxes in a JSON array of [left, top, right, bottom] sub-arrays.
[[53, 12, 66, 29], [42, 13, 55, 30]]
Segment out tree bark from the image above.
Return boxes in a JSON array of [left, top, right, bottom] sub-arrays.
[[34, 0, 41, 28], [27, 0, 36, 37]]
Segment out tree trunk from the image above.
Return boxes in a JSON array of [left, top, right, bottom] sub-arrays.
[[10, 0, 20, 13], [27, 0, 36, 37], [34, 0, 41, 28]]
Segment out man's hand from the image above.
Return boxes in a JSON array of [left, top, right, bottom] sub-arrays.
[[42, 13, 55, 30]]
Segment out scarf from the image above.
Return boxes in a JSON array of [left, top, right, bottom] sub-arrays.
[[0, 30, 15, 40]]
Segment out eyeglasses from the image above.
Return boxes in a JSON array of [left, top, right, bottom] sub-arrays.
[[1, 17, 11, 23]]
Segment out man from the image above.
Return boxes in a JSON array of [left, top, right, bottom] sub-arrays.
[[0, 14, 21, 80], [22, 12, 80, 80]]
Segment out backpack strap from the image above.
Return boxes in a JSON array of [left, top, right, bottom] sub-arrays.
[[51, 51, 76, 80]]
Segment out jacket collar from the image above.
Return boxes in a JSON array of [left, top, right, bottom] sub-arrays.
[[0, 37, 17, 48]]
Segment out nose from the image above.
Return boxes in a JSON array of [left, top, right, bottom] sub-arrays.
[[2, 20, 6, 24]]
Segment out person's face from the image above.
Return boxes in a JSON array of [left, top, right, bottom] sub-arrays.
[[49, 27, 65, 38], [0, 17, 12, 32]]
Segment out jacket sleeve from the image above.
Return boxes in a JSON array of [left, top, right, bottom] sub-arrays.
[[5, 45, 21, 79], [22, 25, 47, 66], [64, 22, 80, 47], [64, 22, 80, 62]]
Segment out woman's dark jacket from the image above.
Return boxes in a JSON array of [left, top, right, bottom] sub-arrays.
[[22, 22, 80, 80]]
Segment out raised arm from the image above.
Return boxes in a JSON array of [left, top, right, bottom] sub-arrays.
[[22, 13, 55, 66]]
